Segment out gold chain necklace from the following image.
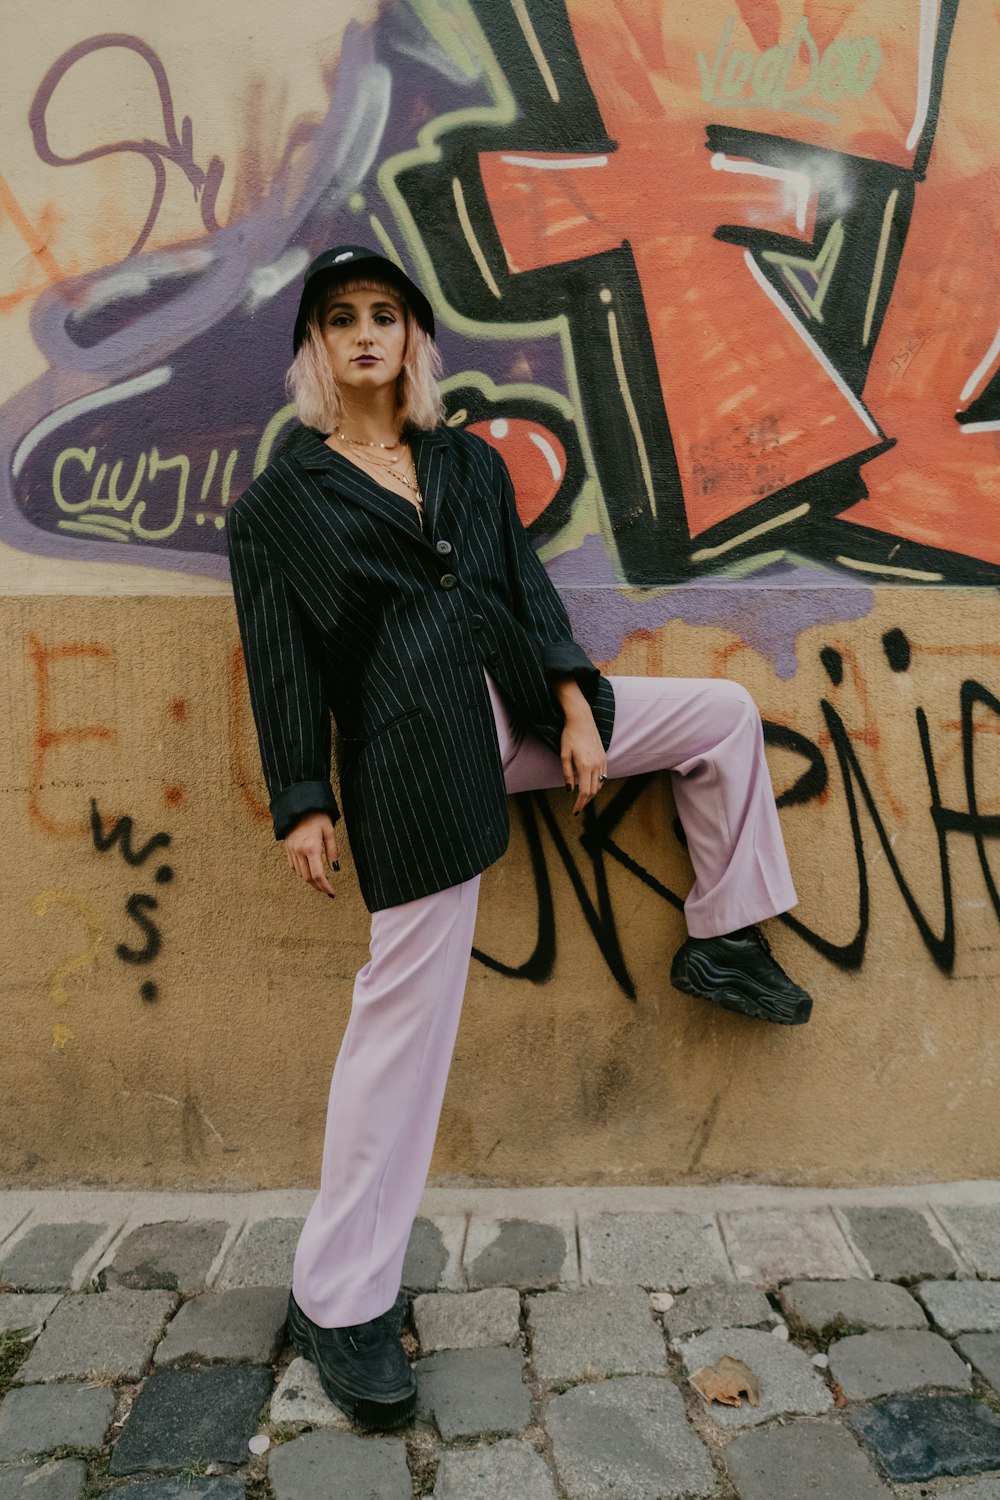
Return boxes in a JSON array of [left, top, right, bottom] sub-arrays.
[[337, 428, 402, 463], [341, 443, 425, 521]]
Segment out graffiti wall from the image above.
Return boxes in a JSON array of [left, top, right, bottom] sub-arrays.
[[2, 0, 998, 1187]]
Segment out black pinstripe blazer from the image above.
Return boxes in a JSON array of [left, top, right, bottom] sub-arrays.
[[225, 423, 616, 911]]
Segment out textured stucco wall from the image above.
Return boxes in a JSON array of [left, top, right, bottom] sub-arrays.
[[3, 588, 998, 1188], [2, 1, 998, 1187]]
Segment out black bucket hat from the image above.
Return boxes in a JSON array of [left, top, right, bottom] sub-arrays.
[[291, 244, 436, 352]]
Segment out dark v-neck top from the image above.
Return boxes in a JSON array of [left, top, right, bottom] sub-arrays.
[[323, 442, 424, 532]]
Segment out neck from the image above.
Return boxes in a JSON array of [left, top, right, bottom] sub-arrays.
[[337, 387, 402, 445]]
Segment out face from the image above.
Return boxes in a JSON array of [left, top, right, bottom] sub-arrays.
[[316, 284, 408, 395]]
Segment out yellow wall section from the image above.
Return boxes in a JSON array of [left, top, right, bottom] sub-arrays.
[[2, 591, 997, 1188]]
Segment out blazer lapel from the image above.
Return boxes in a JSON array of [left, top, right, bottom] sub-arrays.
[[294, 428, 434, 549], [412, 427, 451, 539]]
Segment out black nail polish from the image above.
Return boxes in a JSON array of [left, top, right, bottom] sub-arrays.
[[332, 861, 340, 871]]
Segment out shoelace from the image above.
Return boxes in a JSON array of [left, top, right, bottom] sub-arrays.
[[344, 1310, 395, 1351], [747, 924, 772, 958]]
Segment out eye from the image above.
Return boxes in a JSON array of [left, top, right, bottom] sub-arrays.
[[375, 312, 397, 324], [327, 313, 351, 327]]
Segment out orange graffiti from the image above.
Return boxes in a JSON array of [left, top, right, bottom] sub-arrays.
[[0, 173, 64, 313], [27, 634, 116, 837]]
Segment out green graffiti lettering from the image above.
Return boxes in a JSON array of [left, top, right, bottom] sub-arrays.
[[698, 13, 882, 119]]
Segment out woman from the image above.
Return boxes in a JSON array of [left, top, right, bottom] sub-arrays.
[[225, 244, 812, 1430]]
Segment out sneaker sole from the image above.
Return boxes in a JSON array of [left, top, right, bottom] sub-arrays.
[[286, 1294, 417, 1430], [671, 956, 811, 1025]]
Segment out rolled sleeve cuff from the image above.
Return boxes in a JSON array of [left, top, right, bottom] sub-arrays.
[[540, 640, 601, 703], [270, 780, 341, 841]]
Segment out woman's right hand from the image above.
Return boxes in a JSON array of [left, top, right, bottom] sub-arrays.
[[284, 812, 340, 897]]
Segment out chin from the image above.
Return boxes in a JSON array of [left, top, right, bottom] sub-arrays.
[[342, 368, 399, 390]]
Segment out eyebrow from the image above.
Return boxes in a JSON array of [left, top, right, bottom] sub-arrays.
[[324, 298, 401, 312]]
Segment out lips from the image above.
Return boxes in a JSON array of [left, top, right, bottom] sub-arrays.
[[352, 355, 380, 365]]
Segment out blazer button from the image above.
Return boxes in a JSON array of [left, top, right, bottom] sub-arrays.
[[435, 540, 453, 555], [470, 613, 484, 630], [439, 573, 458, 589]]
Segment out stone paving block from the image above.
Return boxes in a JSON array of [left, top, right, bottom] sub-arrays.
[[153, 1286, 287, 1365], [413, 1288, 520, 1351], [546, 1375, 717, 1500], [16, 1288, 176, 1383], [99, 1219, 230, 1291], [103, 1482, 244, 1500], [848, 1394, 1000, 1484], [935, 1206, 1000, 1278], [415, 1347, 530, 1439], [403, 1215, 447, 1290], [527, 1287, 667, 1382], [677, 1326, 833, 1428], [932, 1480, 1000, 1499], [0, 1224, 109, 1292], [0, 1462, 87, 1500], [0, 1382, 116, 1459], [269, 1429, 411, 1500], [0, 1294, 62, 1339], [828, 1330, 972, 1400], [214, 1218, 303, 1289], [269, 1356, 351, 1429], [663, 1283, 774, 1339], [465, 1216, 577, 1290], [721, 1208, 859, 1284], [839, 1206, 959, 1282], [108, 1364, 272, 1473], [779, 1278, 928, 1334], [956, 1334, 1000, 1392], [580, 1211, 730, 1289], [433, 1438, 558, 1500], [919, 1281, 1000, 1336], [724, 1418, 892, 1499], [402, 1214, 466, 1292]]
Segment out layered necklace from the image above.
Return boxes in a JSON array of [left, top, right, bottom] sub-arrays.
[[335, 428, 424, 525]]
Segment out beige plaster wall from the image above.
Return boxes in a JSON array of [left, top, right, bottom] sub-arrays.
[[2, 590, 997, 1189]]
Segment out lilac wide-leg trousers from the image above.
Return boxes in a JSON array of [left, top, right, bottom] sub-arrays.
[[291, 673, 797, 1326]]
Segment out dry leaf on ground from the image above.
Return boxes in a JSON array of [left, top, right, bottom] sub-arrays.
[[689, 1355, 761, 1408]]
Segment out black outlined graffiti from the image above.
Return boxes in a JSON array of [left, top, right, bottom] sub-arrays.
[[89, 798, 174, 1001], [392, 0, 988, 585], [474, 630, 1000, 992]]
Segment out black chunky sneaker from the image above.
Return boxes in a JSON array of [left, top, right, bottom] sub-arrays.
[[286, 1288, 416, 1429], [670, 925, 813, 1025]]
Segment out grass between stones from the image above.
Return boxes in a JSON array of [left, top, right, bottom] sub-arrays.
[[406, 1428, 440, 1497], [0, 1332, 30, 1398]]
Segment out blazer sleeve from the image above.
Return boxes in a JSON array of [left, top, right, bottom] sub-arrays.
[[225, 502, 340, 840], [494, 446, 602, 705]]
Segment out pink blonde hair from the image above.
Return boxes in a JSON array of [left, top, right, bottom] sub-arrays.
[[285, 276, 444, 433]]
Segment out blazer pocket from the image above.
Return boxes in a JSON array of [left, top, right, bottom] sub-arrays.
[[341, 703, 422, 743]]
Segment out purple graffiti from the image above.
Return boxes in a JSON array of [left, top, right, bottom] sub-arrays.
[[29, 35, 224, 258], [549, 536, 874, 678]]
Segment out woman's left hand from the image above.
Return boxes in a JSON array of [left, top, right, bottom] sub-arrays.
[[560, 706, 608, 814]]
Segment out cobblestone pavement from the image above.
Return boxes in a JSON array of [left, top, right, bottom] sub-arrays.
[[1, 1185, 999, 1499]]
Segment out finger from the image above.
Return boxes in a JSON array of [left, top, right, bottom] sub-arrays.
[[572, 758, 590, 815], [323, 825, 340, 874], [307, 846, 336, 896], [561, 747, 575, 792], [575, 763, 601, 814]]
